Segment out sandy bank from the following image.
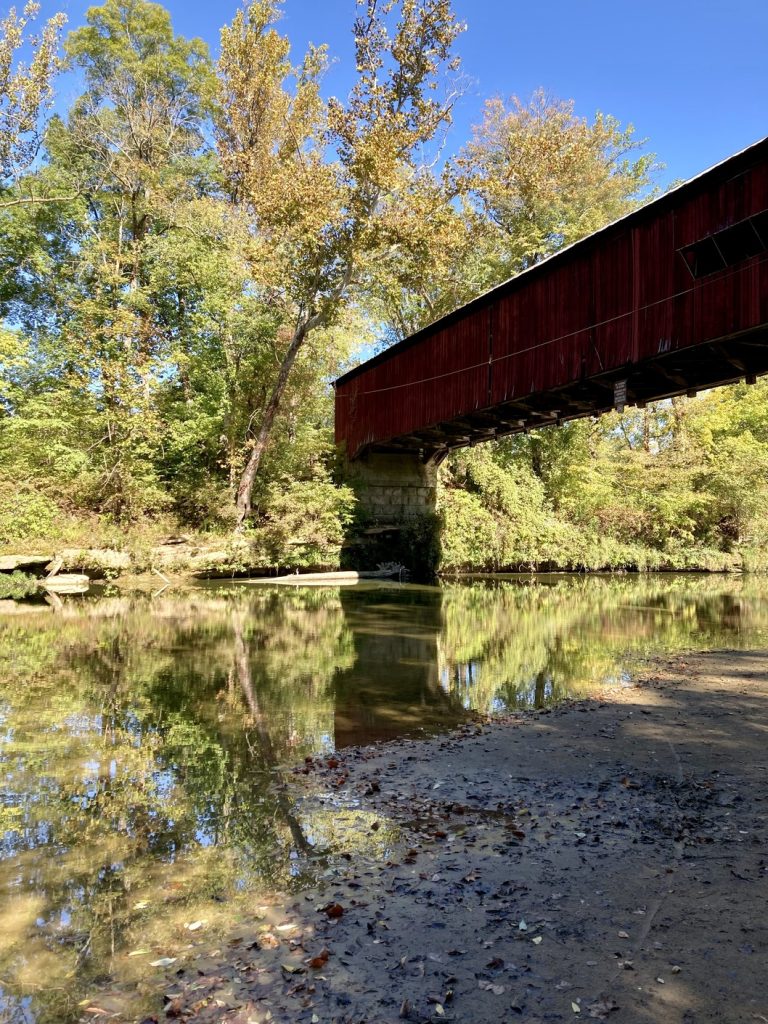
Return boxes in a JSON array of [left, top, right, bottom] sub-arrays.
[[145, 650, 768, 1024]]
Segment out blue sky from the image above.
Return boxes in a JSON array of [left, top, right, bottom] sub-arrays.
[[34, 0, 768, 188]]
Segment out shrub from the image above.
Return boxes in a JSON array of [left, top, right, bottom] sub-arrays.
[[251, 480, 357, 568], [0, 571, 39, 599], [0, 481, 60, 546]]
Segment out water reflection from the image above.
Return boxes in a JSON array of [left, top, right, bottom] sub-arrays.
[[0, 574, 767, 1020]]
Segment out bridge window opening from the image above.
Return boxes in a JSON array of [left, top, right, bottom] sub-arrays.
[[717, 220, 763, 265], [680, 236, 725, 278], [680, 209, 768, 279], [750, 210, 768, 248]]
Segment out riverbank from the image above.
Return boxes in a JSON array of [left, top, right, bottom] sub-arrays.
[[0, 541, 750, 602], [144, 649, 768, 1024]]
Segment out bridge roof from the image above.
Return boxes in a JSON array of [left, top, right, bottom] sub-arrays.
[[335, 134, 768, 388]]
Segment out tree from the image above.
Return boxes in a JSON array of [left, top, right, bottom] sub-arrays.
[[3, 0, 219, 518], [0, 2, 66, 206], [367, 91, 656, 347], [456, 90, 656, 283], [216, 0, 463, 528]]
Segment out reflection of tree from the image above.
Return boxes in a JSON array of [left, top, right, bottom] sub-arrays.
[[0, 588, 355, 1022], [438, 576, 768, 711], [0, 577, 767, 1020], [231, 614, 311, 856]]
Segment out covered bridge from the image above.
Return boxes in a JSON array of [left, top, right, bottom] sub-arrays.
[[334, 136, 768, 526]]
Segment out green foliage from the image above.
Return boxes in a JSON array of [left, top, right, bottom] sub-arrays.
[[0, 2, 67, 195], [0, 478, 60, 544], [250, 480, 357, 568], [0, 570, 39, 598], [457, 92, 656, 282], [440, 383, 768, 574]]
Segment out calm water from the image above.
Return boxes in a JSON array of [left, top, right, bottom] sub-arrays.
[[1, 574, 768, 1020]]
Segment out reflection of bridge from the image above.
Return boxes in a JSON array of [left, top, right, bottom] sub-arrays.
[[335, 138, 768, 526], [332, 587, 460, 746]]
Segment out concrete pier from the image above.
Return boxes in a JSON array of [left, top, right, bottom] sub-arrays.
[[341, 452, 440, 575]]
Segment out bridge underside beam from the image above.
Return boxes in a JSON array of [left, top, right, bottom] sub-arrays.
[[364, 331, 768, 461]]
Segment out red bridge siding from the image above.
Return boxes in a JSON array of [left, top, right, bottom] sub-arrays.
[[336, 139, 768, 458]]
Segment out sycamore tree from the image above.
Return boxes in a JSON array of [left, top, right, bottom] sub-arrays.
[[0, 2, 66, 207], [457, 90, 656, 282], [216, 0, 463, 528], [367, 91, 656, 347]]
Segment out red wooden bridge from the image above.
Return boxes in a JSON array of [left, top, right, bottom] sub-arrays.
[[335, 137, 768, 462]]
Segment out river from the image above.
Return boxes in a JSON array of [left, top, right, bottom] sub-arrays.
[[1, 573, 767, 1021]]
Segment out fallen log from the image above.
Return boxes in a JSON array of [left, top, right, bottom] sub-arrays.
[[245, 568, 403, 586]]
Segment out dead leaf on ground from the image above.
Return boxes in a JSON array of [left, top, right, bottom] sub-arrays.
[[587, 996, 620, 1019], [281, 963, 305, 975], [478, 980, 505, 995], [307, 947, 330, 969]]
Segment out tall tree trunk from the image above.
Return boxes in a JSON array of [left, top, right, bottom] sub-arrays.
[[234, 325, 306, 529]]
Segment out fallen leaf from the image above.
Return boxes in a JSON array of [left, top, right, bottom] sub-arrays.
[[478, 980, 505, 995], [133, 900, 149, 910], [260, 932, 280, 949], [518, 919, 528, 931], [307, 948, 330, 969], [281, 963, 305, 975], [435, 1005, 445, 1016], [323, 903, 344, 919], [532, 936, 543, 945], [185, 921, 205, 932], [617, 931, 629, 939], [149, 957, 177, 968], [127, 949, 148, 957], [587, 996, 620, 1019], [572, 1002, 582, 1014]]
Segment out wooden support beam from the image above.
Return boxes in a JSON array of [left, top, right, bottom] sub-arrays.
[[709, 343, 747, 373]]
